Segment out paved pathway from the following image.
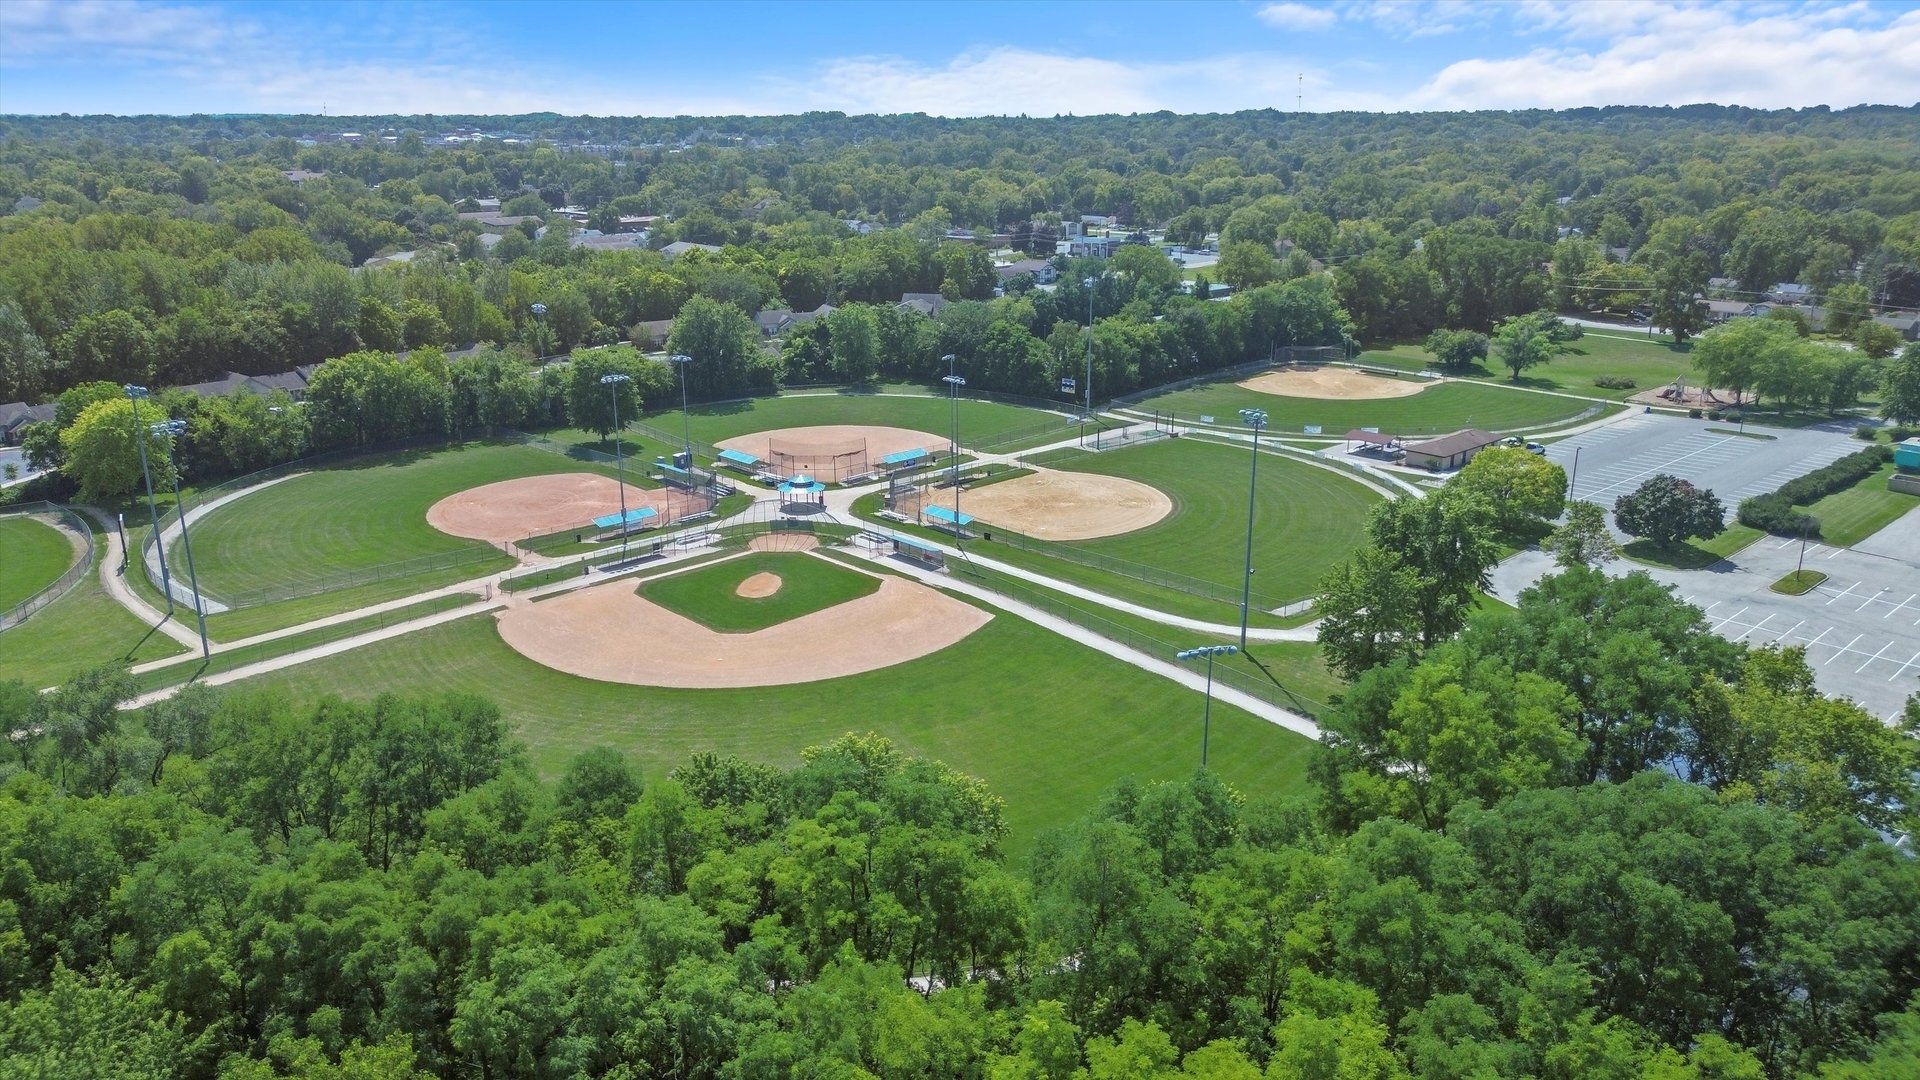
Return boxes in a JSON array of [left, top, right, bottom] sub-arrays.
[[77, 505, 203, 651]]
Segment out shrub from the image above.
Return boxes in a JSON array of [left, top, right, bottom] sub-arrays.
[[1735, 444, 1892, 536], [1707, 409, 1724, 421], [1890, 425, 1919, 442], [1854, 425, 1880, 441], [1737, 493, 1821, 537], [1688, 408, 1703, 419], [1593, 375, 1638, 390]]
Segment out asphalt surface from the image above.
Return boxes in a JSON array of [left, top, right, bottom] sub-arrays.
[[1547, 413, 1860, 521]]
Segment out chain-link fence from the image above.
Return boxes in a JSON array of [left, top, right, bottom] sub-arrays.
[[1, 501, 94, 632]]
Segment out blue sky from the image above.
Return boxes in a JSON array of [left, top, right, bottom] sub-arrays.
[[2, 1, 1916, 117]]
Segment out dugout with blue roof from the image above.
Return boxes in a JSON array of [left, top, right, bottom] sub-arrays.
[[717, 448, 761, 469], [880, 448, 930, 468], [922, 505, 974, 527], [593, 507, 658, 529]]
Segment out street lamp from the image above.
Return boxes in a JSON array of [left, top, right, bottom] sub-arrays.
[[1236, 408, 1268, 649], [941, 353, 965, 532], [152, 420, 210, 660], [1176, 644, 1238, 769], [668, 353, 695, 465], [529, 302, 548, 359], [600, 372, 632, 563], [1081, 275, 1099, 443], [124, 385, 175, 618]]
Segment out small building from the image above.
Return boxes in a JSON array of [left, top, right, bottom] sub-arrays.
[[282, 169, 327, 185], [787, 304, 835, 329], [1402, 428, 1503, 472], [631, 319, 675, 349], [898, 293, 948, 318], [660, 241, 723, 259], [1769, 282, 1813, 304], [1895, 438, 1920, 471], [1, 401, 56, 445], [1068, 236, 1121, 259], [754, 309, 794, 337], [1872, 312, 1920, 342], [996, 258, 1058, 284]]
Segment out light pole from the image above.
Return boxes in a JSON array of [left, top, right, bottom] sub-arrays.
[[601, 372, 632, 562], [942, 353, 965, 532], [668, 353, 694, 465], [1082, 275, 1097, 426], [124, 385, 174, 618], [153, 420, 210, 660], [529, 303, 548, 359], [1236, 408, 1268, 649], [1176, 645, 1237, 769]]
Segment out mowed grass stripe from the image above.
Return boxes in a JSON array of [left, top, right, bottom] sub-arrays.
[[0, 516, 78, 611], [1041, 438, 1381, 602], [1142, 379, 1605, 436], [231, 611, 1315, 858], [177, 443, 620, 603], [639, 552, 880, 633], [1800, 462, 1919, 548], [0, 542, 185, 685], [665, 393, 1070, 450]]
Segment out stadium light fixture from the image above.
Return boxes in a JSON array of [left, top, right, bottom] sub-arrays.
[[1236, 408, 1269, 650], [123, 384, 175, 619], [529, 302, 548, 359], [600, 372, 633, 563], [668, 353, 695, 461], [150, 419, 210, 659], [942, 354, 965, 534], [1081, 275, 1099, 442], [1175, 644, 1238, 768]]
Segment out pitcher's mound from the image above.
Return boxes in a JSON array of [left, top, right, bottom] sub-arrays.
[[1238, 366, 1431, 400], [736, 572, 782, 598], [428, 473, 704, 544], [921, 468, 1172, 541], [495, 571, 991, 688]]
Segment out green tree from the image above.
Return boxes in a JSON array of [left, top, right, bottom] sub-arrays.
[[564, 346, 647, 441], [826, 303, 881, 384], [1490, 310, 1566, 382], [1883, 342, 1920, 423], [1423, 329, 1489, 373], [1691, 318, 1801, 405], [1540, 501, 1618, 568], [58, 397, 172, 502], [1446, 447, 1567, 536], [1363, 495, 1502, 649], [1613, 474, 1726, 548], [1853, 320, 1903, 360], [1824, 282, 1872, 337], [1314, 547, 1425, 681], [665, 296, 766, 400], [1216, 241, 1278, 290]]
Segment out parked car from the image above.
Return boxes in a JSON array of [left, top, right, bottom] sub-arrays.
[[1500, 436, 1525, 448], [1525, 441, 1547, 455]]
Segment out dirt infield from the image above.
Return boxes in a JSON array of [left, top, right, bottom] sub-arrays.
[[494, 561, 991, 688], [716, 425, 945, 462], [921, 468, 1173, 541], [749, 532, 821, 552], [1238, 366, 1432, 400], [426, 473, 705, 544], [736, 572, 782, 598]]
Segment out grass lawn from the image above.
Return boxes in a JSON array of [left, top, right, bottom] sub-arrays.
[[1801, 462, 1918, 548], [1621, 523, 1764, 569], [639, 552, 881, 633], [166, 442, 630, 633], [1140, 377, 1612, 437], [1039, 438, 1381, 601], [1357, 333, 1694, 401], [659, 392, 1073, 453], [1771, 570, 1827, 595], [231, 610, 1317, 859], [0, 516, 78, 611], [0, 543, 186, 686]]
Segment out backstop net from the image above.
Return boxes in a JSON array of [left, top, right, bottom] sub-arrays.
[[769, 436, 871, 483]]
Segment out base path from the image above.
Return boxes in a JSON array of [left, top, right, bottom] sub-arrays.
[[1238, 367, 1433, 400], [922, 468, 1172, 541], [717, 425, 945, 462], [427, 473, 705, 544], [494, 560, 991, 688]]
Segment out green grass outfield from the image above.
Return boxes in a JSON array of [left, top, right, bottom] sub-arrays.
[[0, 516, 77, 611], [1138, 377, 1612, 437], [1033, 438, 1380, 603], [230, 608, 1316, 858], [1356, 333, 1694, 401], [639, 552, 881, 633], [170, 442, 633, 638], [0, 542, 185, 686], [653, 392, 1075, 453]]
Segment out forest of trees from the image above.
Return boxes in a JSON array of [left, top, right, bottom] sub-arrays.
[[3, 106, 1918, 406], [3, 549, 1918, 1076]]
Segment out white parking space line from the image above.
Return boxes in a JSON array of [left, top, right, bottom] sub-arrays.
[[1826, 633, 1864, 665], [1887, 595, 1915, 620], [1804, 627, 1830, 652], [1889, 652, 1920, 682], [1578, 435, 1743, 500], [1734, 613, 1773, 643], [1701, 600, 1720, 614], [1855, 641, 1895, 674], [1856, 590, 1886, 613], [1710, 606, 1749, 633], [1825, 545, 1846, 560], [1772, 619, 1805, 643], [1825, 581, 1858, 605]]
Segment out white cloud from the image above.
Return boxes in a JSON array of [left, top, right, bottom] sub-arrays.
[[1256, 3, 1339, 30], [1408, 2, 1920, 109]]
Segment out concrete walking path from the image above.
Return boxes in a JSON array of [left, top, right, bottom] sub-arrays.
[[76, 505, 203, 651]]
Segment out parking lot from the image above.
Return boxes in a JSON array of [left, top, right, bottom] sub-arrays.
[[1547, 413, 1859, 519]]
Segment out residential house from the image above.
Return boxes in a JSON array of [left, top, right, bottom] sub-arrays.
[[457, 212, 536, 229], [282, 169, 327, 185], [995, 259, 1058, 284], [787, 304, 835, 329], [1068, 236, 1121, 259], [1873, 312, 1920, 341], [754, 309, 795, 336], [660, 241, 724, 259], [571, 231, 649, 252], [616, 215, 661, 233], [897, 293, 948, 318], [1769, 283, 1813, 304], [631, 320, 675, 349], [1, 402, 56, 445], [1402, 429, 1503, 472], [1702, 299, 1749, 324]]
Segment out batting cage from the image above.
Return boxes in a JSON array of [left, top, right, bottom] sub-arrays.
[[768, 436, 871, 484]]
